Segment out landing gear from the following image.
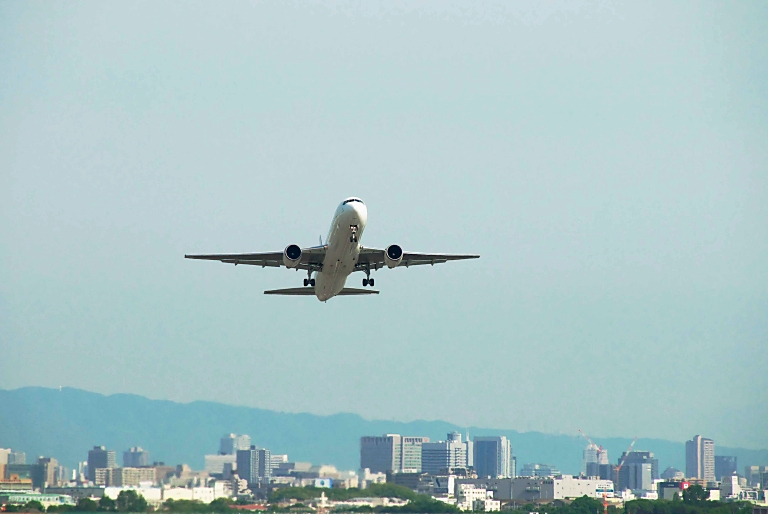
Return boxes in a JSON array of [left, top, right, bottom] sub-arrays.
[[362, 269, 374, 287], [349, 224, 358, 243], [304, 271, 316, 287], [363, 278, 368, 286]]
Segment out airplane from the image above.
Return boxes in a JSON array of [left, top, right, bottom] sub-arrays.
[[185, 197, 479, 301]]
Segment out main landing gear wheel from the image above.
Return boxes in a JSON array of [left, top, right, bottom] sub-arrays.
[[363, 278, 368, 287], [369, 278, 374, 287], [310, 279, 316, 287], [303, 279, 309, 287]]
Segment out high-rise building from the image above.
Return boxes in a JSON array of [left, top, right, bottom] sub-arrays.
[[474, 436, 514, 479], [519, 463, 560, 478], [235, 446, 271, 485], [714, 456, 737, 481], [617, 451, 658, 492], [744, 466, 768, 487], [422, 433, 469, 474], [402, 438, 428, 472], [87, 446, 117, 482], [36, 457, 58, 488], [360, 434, 430, 473], [8, 451, 26, 465], [123, 447, 150, 467], [583, 444, 610, 478], [0, 449, 10, 465], [220, 434, 252, 455], [685, 435, 714, 482], [361, 435, 401, 473]]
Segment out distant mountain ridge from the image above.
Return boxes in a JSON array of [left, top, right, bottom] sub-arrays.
[[1, 387, 766, 474]]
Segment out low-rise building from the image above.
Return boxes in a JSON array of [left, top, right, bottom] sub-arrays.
[[45, 487, 105, 500], [0, 492, 74, 509], [511, 476, 614, 501], [104, 486, 163, 506], [456, 484, 500, 512]]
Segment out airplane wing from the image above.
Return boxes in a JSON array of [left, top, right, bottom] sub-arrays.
[[356, 248, 479, 271], [185, 246, 326, 271], [264, 287, 379, 295]]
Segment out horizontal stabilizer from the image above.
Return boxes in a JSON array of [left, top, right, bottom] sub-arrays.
[[264, 287, 379, 296]]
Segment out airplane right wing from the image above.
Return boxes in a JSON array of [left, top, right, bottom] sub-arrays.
[[264, 287, 379, 295], [356, 248, 479, 270], [185, 246, 326, 271]]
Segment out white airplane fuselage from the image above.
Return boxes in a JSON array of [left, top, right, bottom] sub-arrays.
[[314, 199, 368, 301]]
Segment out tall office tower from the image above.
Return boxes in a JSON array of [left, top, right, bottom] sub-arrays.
[[259, 448, 272, 482], [744, 466, 768, 487], [617, 451, 659, 492], [474, 436, 514, 478], [0, 449, 9, 465], [37, 457, 59, 487], [123, 447, 150, 467], [401, 437, 428, 472], [236, 446, 271, 485], [714, 456, 737, 481], [685, 435, 715, 482], [584, 445, 611, 479], [220, 434, 252, 455], [87, 446, 117, 482], [421, 432, 468, 474], [583, 443, 599, 475], [360, 434, 402, 473]]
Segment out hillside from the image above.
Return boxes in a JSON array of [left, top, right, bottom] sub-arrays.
[[1, 387, 765, 474]]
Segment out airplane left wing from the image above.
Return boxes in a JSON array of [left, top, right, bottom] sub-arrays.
[[185, 246, 326, 271], [356, 248, 479, 270]]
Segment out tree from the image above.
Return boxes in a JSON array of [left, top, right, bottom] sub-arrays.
[[209, 498, 234, 512], [99, 496, 117, 511], [24, 500, 45, 512], [76, 498, 99, 512], [683, 485, 708, 505], [116, 490, 148, 512]]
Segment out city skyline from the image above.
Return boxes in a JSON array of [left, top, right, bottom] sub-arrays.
[[1, 386, 767, 476], [2, 1, 766, 451]]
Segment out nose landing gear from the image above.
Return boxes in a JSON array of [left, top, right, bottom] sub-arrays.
[[349, 224, 359, 243]]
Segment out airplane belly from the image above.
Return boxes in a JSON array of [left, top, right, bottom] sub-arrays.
[[315, 215, 360, 301]]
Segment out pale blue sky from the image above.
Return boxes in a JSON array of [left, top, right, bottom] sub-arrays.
[[1, 1, 766, 449]]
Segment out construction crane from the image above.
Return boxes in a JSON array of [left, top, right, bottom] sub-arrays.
[[613, 436, 639, 490], [578, 429, 605, 459]]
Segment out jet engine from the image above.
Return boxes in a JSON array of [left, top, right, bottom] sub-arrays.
[[283, 244, 302, 268], [384, 244, 403, 268]]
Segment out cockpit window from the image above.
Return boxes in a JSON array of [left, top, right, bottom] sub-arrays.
[[342, 198, 364, 205]]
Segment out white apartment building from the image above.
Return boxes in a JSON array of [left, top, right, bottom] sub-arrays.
[[456, 484, 500, 512]]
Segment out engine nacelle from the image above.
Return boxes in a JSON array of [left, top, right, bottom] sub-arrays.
[[384, 244, 403, 268], [283, 244, 302, 268]]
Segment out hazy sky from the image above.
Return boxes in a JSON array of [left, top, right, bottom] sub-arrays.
[[1, 1, 766, 449]]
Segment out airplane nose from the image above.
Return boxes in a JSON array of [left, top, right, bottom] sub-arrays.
[[352, 202, 367, 221]]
